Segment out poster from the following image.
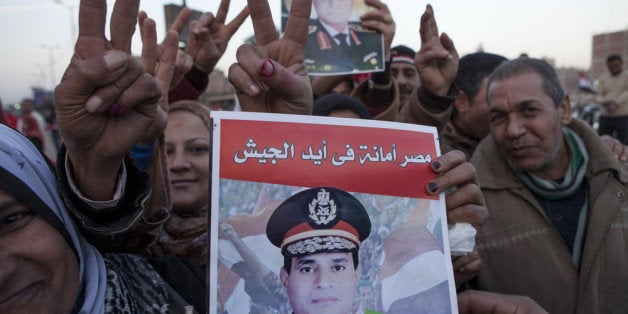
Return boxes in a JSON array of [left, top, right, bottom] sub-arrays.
[[210, 111, 457, 313], [282, 0, 385, 76]]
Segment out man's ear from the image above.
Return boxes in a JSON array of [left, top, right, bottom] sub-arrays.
[[280, 267, 289, 288], [454, 91, 470, 114], [559, 95, 572, 125], [354, 265, 361, 282]]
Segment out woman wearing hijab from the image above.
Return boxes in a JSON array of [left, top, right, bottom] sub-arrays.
[[136, 100, 212, 263], [0, 124, 203, 313]]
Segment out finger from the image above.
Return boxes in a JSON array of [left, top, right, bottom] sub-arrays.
[[174, 50, 194, 77], [360, 0, 391, 23], [257, 59, 309, 101], [430, 150, 467, 175], [155, 30, 180, 92], [364, 0, 388, 12], [283, 0, 312, 45], [109, 0, 140, 52], [452, 251, 480, 269], [458, 256, 482, 274], [56, 50, 128, 109], [140, 14, 158, 75], [427, 161, 478, 195], [419, 4, 438, 44], [248, 0, 278, 45], [85, 58, 145, 113], [186, 21, 202, 56], [115, 72, 162, 115], [228, 63, 262, 97], [225, 6, 250, 38], [448, 205, 487, 230], [195, 12, 215, 29], [138, 10, 148, 37], [77, 0, 107, 57], [440, 32, 459, 60], [416, 49, 451, 65], [445, 182, 484, 210], [169, 7, 192, 34], [215, 0, 231, 24]]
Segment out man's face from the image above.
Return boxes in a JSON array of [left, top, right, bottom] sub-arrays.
[[280, 251, 359, 314], [607, 58, 623, 76], [487, 72, 571, 179], [458, 77, 491, 140], [391, 62, 420, 104], [313, 0, 354, 31]]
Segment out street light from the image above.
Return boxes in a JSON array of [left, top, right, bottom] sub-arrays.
[[39, 44, 60, 90]]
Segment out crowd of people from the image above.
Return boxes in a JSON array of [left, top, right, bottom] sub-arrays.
[[0, 0, 626, 313]]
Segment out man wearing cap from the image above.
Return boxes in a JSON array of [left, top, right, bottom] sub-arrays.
[[389, 45, 421, 105], [266, 187, 371, 314], [304, 0, 384, 74]]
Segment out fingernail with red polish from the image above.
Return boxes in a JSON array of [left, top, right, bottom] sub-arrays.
[[261, 59, 275, 78], [106, 103, 123, 116]]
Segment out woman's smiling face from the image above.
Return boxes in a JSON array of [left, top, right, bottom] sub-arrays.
[[0, 187, 79, 314]]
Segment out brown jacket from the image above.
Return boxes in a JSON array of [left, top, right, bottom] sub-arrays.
[[441, 121, 481, 161], [470, 119, 628, 313], [351, 80, 456, 132]]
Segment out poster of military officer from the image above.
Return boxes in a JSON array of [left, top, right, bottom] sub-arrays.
[[282, 0, 385, 75], [209, 112, 457, 313]]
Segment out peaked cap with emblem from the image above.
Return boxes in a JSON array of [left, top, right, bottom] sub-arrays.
[[266, 187, 371, 258]]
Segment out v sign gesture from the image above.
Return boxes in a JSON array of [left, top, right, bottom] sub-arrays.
[[228, 0, 313, 115]]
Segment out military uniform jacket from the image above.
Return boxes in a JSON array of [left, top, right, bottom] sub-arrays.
[[305, 20, 383, 74], [470, 119, 628, 313]]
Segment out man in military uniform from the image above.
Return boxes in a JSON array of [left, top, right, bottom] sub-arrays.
[[305, 0, 384, 74], [266, 187, 371, 314]]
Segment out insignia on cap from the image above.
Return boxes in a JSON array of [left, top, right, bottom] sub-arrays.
[[308, 188, 337, 225], [286, 236, 356, 256]]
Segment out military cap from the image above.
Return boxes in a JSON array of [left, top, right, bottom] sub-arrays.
[[266, 187, 371, 258]]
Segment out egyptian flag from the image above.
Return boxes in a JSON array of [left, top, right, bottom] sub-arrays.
[[379, 200, 451, 313]]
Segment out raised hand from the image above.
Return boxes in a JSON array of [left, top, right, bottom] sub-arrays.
[[360, 0, 395, 60], [415, 4, 458, 96], [228, 0, 313, 115], [187, 0, 250, 73], [54, 0, 178, 200]]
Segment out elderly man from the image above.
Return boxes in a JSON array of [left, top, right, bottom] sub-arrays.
[[266, 187, 371, 314], [471, 57, 628, 313]]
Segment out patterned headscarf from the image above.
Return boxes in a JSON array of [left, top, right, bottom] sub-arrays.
[[0, 124, 107, 313]]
